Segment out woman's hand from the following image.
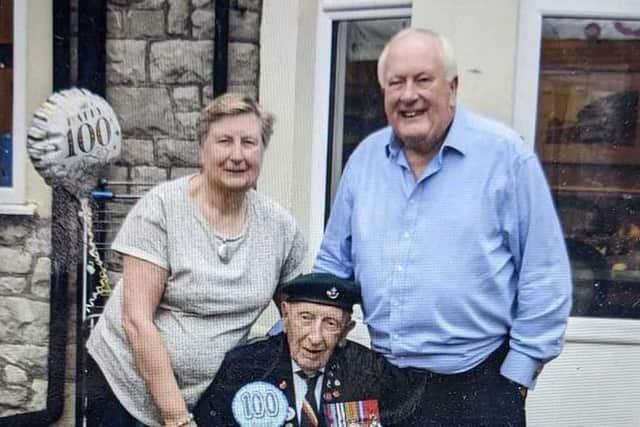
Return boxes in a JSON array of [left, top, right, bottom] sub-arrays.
[[163, 412, 197, 427]]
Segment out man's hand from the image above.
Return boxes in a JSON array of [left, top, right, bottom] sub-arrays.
[[518, 385, 528, 399]]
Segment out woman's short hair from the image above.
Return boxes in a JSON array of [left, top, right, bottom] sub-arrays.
[[197, 93, 275, 147]]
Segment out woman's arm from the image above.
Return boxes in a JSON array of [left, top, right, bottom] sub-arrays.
[[121, 255, 192, 427]]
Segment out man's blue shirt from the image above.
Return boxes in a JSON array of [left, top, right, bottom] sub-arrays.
[[314, 106, 572, 389]]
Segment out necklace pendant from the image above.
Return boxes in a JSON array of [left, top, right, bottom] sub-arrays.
[[217, 242, 230, 263]]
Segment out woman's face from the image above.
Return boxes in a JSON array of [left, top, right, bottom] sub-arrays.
[[200, 113, 265, 194]]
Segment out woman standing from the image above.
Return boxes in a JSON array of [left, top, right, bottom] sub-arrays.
[[87, 93, 306, 427]]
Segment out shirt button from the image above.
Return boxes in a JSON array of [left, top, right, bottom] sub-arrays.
[[396, 265, 403, 272], [403, 232, 410, 239]]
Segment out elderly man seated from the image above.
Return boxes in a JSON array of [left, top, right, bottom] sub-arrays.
[[193, 273, 422, 427]]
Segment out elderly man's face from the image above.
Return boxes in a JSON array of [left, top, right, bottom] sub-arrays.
[[382, 33, 457, 153], [282, 301, 354, 374]]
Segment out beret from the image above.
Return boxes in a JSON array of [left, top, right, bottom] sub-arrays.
[[281, 273, 360, 312]]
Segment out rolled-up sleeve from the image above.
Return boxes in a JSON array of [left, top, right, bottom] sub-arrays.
[[313, 163, 355, 279], [279, 226, 308, 285], [111, 192, 169, 270], [501, 154, 572, 389]]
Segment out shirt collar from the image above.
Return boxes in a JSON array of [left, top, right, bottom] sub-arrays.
[[291, 359, 325, 377], [384, 106, 469, 160]]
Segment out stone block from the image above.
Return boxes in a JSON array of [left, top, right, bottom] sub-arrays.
[[106, 165, 129, 183], [173, 86, 201, 112], [202, 84, 214, 105], [168, 0, 190, 36], [118, 139, 155, 166], [226, 83, 257, 100], [31, 258, 51, 298], [176, 112, 199, 140], [192, 8, 214, 39], [0, 385, 29, 407], [131, 166, 168, 185], [4, 364, 28, 383], [0, 298, 50, 345], [27, 379, 47, 411], [157, 139, 200, 167], [108, 9, 165, 39], [228, 42, 258, 85], [229, 9, 259, 43], [149, 40, 214, 84], [0, 223, 29, 245], [0, 277, 27, 294], [0, 248, 33, 274], [171, 167, 199, 179], [0, 345, 48, 377], [107, 40, 147, 85], [31, 257, 51, 286], [108, 86, 179, 137], [23, 223, 52, 256]]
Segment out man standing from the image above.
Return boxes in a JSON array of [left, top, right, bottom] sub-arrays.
[[315, 28, 572, 426], [193, 273, 421, 426]]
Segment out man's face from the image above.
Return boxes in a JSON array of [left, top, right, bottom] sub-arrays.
[[382, 33, 457, 153], [282, 301, 354, 374]]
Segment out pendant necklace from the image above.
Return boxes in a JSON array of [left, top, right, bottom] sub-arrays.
[[217, 238, 231, 263], [215, 196, 248, 264]]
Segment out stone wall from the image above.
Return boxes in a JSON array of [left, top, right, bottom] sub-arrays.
[[106, 0, 261, 187], [0, 0, 262, 423], [0, 216, 52, 416]]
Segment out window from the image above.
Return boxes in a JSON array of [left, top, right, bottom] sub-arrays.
[[327, 18, 409, 208], [0, 0, 12, 188], [0, 0, 30, 211], [538, 17, 640, 319], [515, 0, 640, 322]]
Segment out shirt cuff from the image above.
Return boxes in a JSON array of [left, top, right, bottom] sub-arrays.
[[500, 349, 544, 390]]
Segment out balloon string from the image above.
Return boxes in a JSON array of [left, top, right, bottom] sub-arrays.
[[80, 198, 112, 313]]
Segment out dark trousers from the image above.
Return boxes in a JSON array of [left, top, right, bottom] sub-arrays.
[[85, 355, 148, 427], [404, 342, 526, 427]]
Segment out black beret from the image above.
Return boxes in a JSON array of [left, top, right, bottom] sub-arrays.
[[281, 273, 360, 312]]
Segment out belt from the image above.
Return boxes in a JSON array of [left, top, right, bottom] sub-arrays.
[[408, 340, 510, 383]]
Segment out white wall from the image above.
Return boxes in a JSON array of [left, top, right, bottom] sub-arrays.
[[259, 0, 319, 262], [7, 0, 54, 218], [254, 0, 321, 336], [25, 0, 53, 218], [412, 0, 519, 127]]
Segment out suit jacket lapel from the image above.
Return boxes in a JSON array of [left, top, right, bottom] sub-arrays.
[[268, 334, 298, 426]]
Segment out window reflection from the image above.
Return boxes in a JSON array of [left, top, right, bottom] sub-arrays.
[[328, 18, 409, 206], [0, 0, 12, 187], [537, 17, 640, 318]]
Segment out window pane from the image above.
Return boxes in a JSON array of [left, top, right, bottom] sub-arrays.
[[328, 17, 409, 207], [0, 0, 12, 187], [537, 17, 640, 318]]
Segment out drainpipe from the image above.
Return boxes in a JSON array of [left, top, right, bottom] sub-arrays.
[[214, 0, 230, 96]]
